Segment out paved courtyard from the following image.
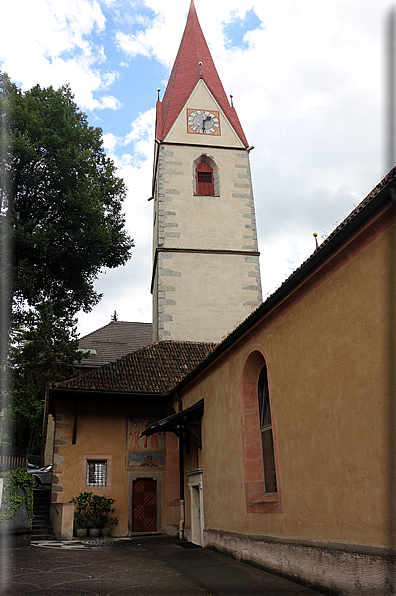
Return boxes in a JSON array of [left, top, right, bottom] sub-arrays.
[[0, 535, 325, 595]]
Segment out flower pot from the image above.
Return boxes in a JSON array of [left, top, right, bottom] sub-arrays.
[[101, 527, 111, 536], [76, 528, 87, 538], [88, 528, 100, 537]]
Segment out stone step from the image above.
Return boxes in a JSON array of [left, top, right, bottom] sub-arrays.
[[31, 533, 55, 541], [32, 488, 53, 540], [33, 528, 51, 535], [32, 520, 50, 528]]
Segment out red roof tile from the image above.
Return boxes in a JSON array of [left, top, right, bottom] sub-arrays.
[[56, 340, 216, 394], [78, 321, 152, 368], [157, 0, 248, 147]]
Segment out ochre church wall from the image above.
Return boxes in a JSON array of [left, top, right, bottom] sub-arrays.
[[180, 207, 395, 551]]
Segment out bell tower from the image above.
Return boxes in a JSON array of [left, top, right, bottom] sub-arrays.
[[151, 0, 262, 343]]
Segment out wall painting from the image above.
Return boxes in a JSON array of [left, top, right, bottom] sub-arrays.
[[126, 416, 165, 469]]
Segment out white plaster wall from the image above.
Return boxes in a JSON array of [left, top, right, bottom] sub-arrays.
[[165, 80, 244, 148], [155, 145, 258, 252], [156, 251, 261, 342]]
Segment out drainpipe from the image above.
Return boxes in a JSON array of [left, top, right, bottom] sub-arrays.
[[177, 393, 185, 540]]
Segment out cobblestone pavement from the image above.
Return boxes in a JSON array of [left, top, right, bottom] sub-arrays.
[[0, 536, 325, 595]]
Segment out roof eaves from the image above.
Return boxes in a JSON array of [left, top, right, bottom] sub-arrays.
[[50, 387, 170, 399]]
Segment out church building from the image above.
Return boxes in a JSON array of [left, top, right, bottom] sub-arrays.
[[49, 3, 396, 595]]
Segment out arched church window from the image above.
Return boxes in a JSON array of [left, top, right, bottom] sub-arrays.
[[258, 363, 277, 493], [196, 161, 214, 196]]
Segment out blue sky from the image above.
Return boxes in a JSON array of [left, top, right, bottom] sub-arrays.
[[0, 0, 393, 336]]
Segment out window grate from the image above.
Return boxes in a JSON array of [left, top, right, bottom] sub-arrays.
[[197, 172, 212, 183], [86, 460, 107, 486]]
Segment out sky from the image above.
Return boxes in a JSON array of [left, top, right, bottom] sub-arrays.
[[0, 0, 393, 338]]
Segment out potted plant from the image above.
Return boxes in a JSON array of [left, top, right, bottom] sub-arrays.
[[94, 495, 119, 536], [70, 491, 94, 538], [70, 492, 119, 538], [101, 514, 119, 536], [73, 511, 88, 538]]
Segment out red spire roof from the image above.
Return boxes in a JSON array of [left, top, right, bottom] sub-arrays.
[[156, 0, 248, 147]]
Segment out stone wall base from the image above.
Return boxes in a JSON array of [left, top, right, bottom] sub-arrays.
[[50, 502, 74, 540], [203, 529, 396, 596], [0, 529, 31, 548], [164, 524, 178, 537]]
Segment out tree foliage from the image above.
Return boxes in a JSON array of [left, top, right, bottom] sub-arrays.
[[4, 304, 85, 452], [0, 72, 133, 318], [0, 73, 133, 451]]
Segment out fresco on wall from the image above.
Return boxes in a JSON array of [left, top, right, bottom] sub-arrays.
[[126, 416, 165, 468]]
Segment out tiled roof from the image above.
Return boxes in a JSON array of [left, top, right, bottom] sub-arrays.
[[77, 321, 152, 368], [56, 340, 216, 394], [157, 0, 248, 147]]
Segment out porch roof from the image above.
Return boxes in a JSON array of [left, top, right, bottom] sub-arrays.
[[141, 399, 204, 436]]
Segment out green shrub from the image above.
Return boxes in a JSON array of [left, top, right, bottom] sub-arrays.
[[70, 491, 118, 529]]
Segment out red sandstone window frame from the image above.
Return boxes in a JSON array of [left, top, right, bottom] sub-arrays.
[[239, 346, 282, 514]]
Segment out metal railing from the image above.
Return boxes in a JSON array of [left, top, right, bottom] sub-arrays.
[[0, 449, 29, 472]]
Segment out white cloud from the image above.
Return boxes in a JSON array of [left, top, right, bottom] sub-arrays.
[[96, 95, 122, 109], [103, 132, 119, 151], [116, 32, 152, 58], [123, 108, 155, 145], [0, 0, 114, 110], [77, 115, 154, 336]]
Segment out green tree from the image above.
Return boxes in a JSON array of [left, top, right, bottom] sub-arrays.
[[0, 74, 133, 451], [4, 304, 85, 455], [0, 73, 133, 319]]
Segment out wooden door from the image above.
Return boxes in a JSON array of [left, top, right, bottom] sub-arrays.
[[132, 478, 157, 532], [196, 161, 214, 195]]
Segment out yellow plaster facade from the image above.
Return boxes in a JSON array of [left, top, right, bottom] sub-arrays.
[[52, 401, 168, 537], [179, 207, 395, 551]]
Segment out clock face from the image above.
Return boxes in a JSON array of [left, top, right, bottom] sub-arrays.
[[187, 109, 220, 136]]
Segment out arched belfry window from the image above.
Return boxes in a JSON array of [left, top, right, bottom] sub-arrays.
[[196, 161, 214, 196], [258, 364, 277, 493], [193, 155, 219, 196]]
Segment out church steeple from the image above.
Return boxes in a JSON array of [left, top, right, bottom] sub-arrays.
[[152, 1, 262, 344], [156, 0, 248, 147]]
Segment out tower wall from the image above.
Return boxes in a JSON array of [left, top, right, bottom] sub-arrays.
[[152, 143, 262, 342]]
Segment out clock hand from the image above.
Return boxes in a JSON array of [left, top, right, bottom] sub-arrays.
[[202, 115, 212, 130]]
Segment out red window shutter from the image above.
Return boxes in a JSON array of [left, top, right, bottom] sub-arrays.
[[196, 161, 214, 195]]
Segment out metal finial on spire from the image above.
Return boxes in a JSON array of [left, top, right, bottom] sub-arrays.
[[313, 232, 319, 250], [157, 88, 161, 101], [198, 61, 202, 75], [230, 94, 234, 107]]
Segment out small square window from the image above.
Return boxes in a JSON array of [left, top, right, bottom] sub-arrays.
[[86, 460, 107, 486]]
